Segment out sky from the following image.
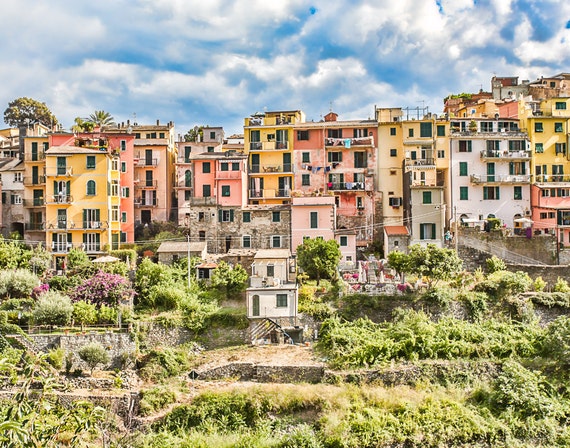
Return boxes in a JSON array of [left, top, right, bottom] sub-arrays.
[[2, 0, 570, 137]]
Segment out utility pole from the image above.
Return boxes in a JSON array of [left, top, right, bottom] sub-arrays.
[[187, 234, 191, 289], [454, 206, 458, 252]]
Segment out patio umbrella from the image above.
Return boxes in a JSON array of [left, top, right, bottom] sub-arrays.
[[92, 255, 121, 263]]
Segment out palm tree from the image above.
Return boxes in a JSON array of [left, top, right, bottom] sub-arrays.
[[87, 110, 115, 128], [71, 117, 94, 133]]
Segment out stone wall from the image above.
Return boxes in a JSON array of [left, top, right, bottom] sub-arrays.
[[198, 362, 324, 383], [29, 333, 136, 371]]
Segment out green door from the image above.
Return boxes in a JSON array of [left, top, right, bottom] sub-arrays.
[[252, 295, 260, 317], [487, 163, 495, 182]]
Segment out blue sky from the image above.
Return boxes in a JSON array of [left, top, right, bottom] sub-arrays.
[[2, 0, 570, 136]]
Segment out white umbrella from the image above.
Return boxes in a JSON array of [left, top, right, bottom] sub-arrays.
[[514, 217, 533, 224], [92, 255, 121, 263]]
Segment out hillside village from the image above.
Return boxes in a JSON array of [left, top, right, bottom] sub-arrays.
[[3, 74, 570, 446]]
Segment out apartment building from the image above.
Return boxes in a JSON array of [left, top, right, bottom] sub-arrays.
[[0, 158, 24, 237]]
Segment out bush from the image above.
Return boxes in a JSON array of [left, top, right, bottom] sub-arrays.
[[542, 316, 570, 364], [475, 270, 532, 301], [98, 304, 117, 325], [554, 277, 570, 293], [138, 347, 192, 381], [72, 301, 97, 330], [139, 385, 177, 416], [486, 256, 506, 274], [78, 342, 110, 375], [71, 271, 134, 307], [32, 291, 73, 326], [148, 284, 185, 310], [0, 269, 40, 299], [458, 291, 489, 321], [46, 348, 65, 370], [422, 287, 454, 308], [533, 276, 547, 292]]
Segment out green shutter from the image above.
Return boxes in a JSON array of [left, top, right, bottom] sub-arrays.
[[420, 224, 425, 240], [229, 210, 234, 222], [483, 187, 488, 200], [83, 233, 87, 244], [218, 210, 223, 222], [431, 224, 436, 239], [496, 187, 500, 200]]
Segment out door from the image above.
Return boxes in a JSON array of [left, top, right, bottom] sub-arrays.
[[252, 295, 260, 317], [487, 163, 495, 182], [55, 233, 67, 252], [145, 149, 153, 166], [57, 209, 67, 229], [145, 170, 153, 187], [57, 157, 66, 175], [141, 210, 151, 224], [33, 189, 43, 206], [32, 166, 39, 184], [278, 177, 291, 197], [282, 153, 291, 172], [251, 154, 260, 173]]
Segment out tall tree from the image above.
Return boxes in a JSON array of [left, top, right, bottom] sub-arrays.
[[405, 244, 463, 288], [184, 126, 204, 142], [3, 97, 58, 127], [296, 238, 341, 286], [71, 116, 94, 133], [87, 110, 115, 128]]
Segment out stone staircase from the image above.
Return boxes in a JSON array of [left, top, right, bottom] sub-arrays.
[[5, 333, 39, 355], [248, 318, 292, 343], [459, 235, 549, 266]]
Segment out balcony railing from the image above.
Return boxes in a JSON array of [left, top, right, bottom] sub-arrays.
[[249, 189, 291, 199], [535, 175, 570, 183], [83, 221, 106, 230], [188, 197, 216, 206], [23, 176, 46, 186], [405, 158, 436, 168], [51, 242, 73, 253], [325, 136, 374, 147], [46, 194, 73, 204], [249, 141, 289, 151], [249, 164, 293, 174], [135, 158, 158, 167], [480, 150, 531, 159], [134, 179, 158, 188], [25, 151, 46, 161], [23, 198, 45, 207], [46, 167, 73, 177], [25, 222, 45, 231], [327, 182, 366, 191], [470, 174, 531, 184], [177, 156, 192, 163], [134, 197, 158, 207]]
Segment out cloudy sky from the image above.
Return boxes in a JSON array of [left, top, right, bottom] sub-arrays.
[[3, 0, 570, 136]]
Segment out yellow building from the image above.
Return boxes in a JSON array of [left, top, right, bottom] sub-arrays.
[[44, 143, 121, 268], [243, 111, 305, 205], [23, 135, 49, 245]]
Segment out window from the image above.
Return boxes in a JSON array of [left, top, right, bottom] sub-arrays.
[[243, 211, 251, 223], [302, 152, 310, 163], [110, 180, 119, 196], [437, 125, 445, 137], [390, 149, 397, 157], [271, 235, 281, 248], [340, 236, 348, 246], [121, 161, 127, 172], [121, 212, 127, 223], [184, 170, 192, 187], [272, 211, 280, 222], [242, 235, 251, 248], [420, 223, 436, 240], [327, 129, 342, 138], [301, 174, 310, 186], [13, 172, 22, 182], [202, 162, 211, 173], [210, 131, 216, 139], [422, 191, 432, 204], [483, 186, 500, 200], [535, 122, 543, 133], [111, 159, 119, 171], [86, 156, 96, 169], [556, 143, 567, 155], [408, 128, 414, 137], [221, 185, 230, 196], [420, 122, 432, 137], [480, 122, 493, 132], [437, 150, 445, 159], [276, 294, 288, 308], [509, 140, 524, 152], [514, 186, 522, 200], [390, 127, 396, 136], [459, 162, 468, 176], [459, 186, 469, 200], [328, 152, 342, 163], [120, 140, 126, 151], [310, 211, 318, 229], [203, 184, 211, 197], [199, 231, 206, 241], [540, 212, 548, 219], [232, 162, 239, 171], [459, 140, 472, 152], [11, 194, 22, 205], [555, 122, 564, 133], [297, 130, 309, 140], [221, 162, 229, 171], [535, 143, 544, 153], [219, 209, 234, 222], [86, 180, 96, 196], [121, 187, 130, 198], [356, 196, 364, 209], [486, 140, 500, 151], [267, 264, 275, 277], [111, 206, 119, 222], [354, 151, 367, 168], [389, 197, 401, 207], [555, 102, 567, 110]]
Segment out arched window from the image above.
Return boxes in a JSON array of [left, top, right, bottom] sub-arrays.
[[185, 170, 192, 187], [86, 180, 96, 196]]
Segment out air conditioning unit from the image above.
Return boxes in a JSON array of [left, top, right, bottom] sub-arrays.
[[525, 210, 531, 216]]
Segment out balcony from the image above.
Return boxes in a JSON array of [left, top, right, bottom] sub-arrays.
[[46, 167, 73, 177], [249, 189, 291, 199], [405, 158, 436, 169], [249, 141, 289, 151], [188, 196, 216, 206], [51, 242, 73, 253], [134, 197, 158, 207], [325, 136, 374, 147], [25, 151, 46, 162], [135, 158, 158, 167], [25, 222, 45, 231], [470, 174, 531, 184], [83, 221, 106, 230], [249, 164, 293, 174], [23, 175, 46, 186], [134, 179, 158, 188], [23, 198, 45, 207], [46, 194, 73, 204], [176, 156, 192, 164], [327, 182, 367, 191], [480, 150, 531, 160], [535, 175, 570, 184], [175, 180, 193, 189]]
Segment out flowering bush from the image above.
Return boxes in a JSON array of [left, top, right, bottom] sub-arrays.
[[397, 282, 412, 293], [31, 283, 49, 300], [70, 270, 134, 307]]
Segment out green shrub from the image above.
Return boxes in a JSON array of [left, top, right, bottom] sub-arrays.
[[77, 342, 110, 375], [72, 301, 97, 330], [486, 256, 506, 274], [554, 277, 570, 293], [422, 287, 454, 308], [138, 347, 192, 381], [458, 291, 489, 321], [32, 291, 73, 326], [542, 316, 570, 364], [533, 276, 547, 292], [0, 269, 40, 299], [139, 385, 177, 416], [475, 270, 532, 301], [148, 284, 185, 310], [46, 348, 65, 370], [527, 291, 570, 308], [98, 304, 117, 324]]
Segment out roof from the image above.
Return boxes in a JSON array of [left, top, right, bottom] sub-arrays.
[[384, 226, 410, 236], [156, 241, 207, 254], [196, 262, 217, 269], [46, 145, 107, 155], [254, 249, 291, 260]]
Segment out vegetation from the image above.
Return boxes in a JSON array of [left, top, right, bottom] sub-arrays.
[[297, 238, 341, 286], [77, 342, 110, 375], [3, 96, 58, 127], [32, 291, 74, 326]]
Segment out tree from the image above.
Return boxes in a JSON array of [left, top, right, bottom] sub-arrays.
[[87, 110, 115, 128], [71, 116, 94, 133], [3, 97, 58, 127], [387, 250, 409, 282], [77, 342, 110, 375], [210, 261, 248, 297], [183, 126, 204, 142], [296, 238, 341, 286], [32, 291, 74, 326], [70, 271, 134, 307], [72, 301, 97, 331], [406, 244, 463, 288]]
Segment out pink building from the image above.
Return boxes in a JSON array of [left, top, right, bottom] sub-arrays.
[[290, 195, 335, 253]]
